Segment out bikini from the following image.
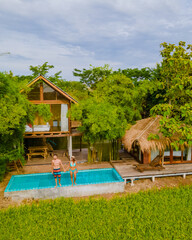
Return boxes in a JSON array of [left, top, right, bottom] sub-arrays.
[[70, 161, 77, 173]]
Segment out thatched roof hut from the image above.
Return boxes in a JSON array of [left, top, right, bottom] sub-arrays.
[[122, 116, 171, 153]]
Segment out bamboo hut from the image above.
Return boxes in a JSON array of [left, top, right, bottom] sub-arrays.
[[122, 116, 192, 164]]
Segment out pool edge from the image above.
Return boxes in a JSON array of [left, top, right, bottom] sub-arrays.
[[4, 181, 125, 201]]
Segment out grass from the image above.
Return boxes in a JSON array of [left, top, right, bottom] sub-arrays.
[[0, 185, 192, 240]]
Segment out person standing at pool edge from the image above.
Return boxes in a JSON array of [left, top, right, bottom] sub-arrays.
[[66, 156, 78, 186], [51, 154, 65, 188]]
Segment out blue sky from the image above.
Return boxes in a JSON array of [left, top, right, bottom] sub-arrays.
[[0, 0, 192, 80]]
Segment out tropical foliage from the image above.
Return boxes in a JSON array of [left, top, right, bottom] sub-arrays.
[[69, 98, 127, 161], [151, 41, 192, 148], [0, 72, 30, 180], [1, 186, 192, 239], [0, 72, 52, 180], [73, 64, 112, 89]]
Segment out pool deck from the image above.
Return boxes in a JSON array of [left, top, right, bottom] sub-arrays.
[[23, 149, 112, 175], [111, 159, 192, 185]]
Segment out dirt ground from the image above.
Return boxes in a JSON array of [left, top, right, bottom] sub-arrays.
[[1, 161, 192, 210]]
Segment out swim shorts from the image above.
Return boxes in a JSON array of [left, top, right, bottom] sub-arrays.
[[53, 168, 61, 178]]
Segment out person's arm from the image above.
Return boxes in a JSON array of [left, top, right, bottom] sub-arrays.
[[76, 161, 78, 173], [60, 160, 65, 172], [51, 160, 54, 174], [65, 162, 70, 172]]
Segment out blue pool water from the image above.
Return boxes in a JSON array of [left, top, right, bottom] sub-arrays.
[[5, 168, 123, 192]]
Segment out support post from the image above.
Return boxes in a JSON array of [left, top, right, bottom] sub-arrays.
[[183, 173, 186, 179], [181, 150, 183, 162], [40, 82, 43, 101], [69, 135, 72, 159], [170, 148, 173, 164], [191, 148, 192, 161], [162, 151, 164, 166], [80, 136, 82, 152], [152, 176, 155, 182], [67, 135, 72, 159], [124, 179, 126, 185], [130, 179, 134, 186]]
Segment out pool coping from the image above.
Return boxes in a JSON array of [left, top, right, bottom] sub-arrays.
[[4, 181, 125, 201]]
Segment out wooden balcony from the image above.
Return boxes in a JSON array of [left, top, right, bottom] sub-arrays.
[[71, 120, 81, 128], [24, 121, 82, 138]]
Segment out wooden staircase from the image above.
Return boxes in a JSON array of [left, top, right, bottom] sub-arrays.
[[7, 159, 24, 173]]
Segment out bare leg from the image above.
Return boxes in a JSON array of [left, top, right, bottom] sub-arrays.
[[59, 178, 61, 187], [70, 171, 73, 186], [54, 178, 57, 188], [74, 171, 77, 185]]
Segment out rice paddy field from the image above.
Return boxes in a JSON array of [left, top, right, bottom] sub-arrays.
[[0, 185, 192, 240]]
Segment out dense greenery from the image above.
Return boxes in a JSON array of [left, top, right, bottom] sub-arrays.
[[1, 186, 192, 239], [151, 41, 192, 148], [73, 64, 112, 89], [0, 72, 30, 180], [70, 69, 162, 160], [69, 97, 127, 161], [95, 73, 141, 122], [0, 72, 52, 180]]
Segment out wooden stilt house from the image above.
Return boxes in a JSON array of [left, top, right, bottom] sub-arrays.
[[22, 75, 82, 158]]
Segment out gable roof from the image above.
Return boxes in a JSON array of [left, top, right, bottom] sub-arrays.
[[25, 75, 78, 103]]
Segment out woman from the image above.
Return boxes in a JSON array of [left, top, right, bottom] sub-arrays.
[[68, 156, 78, 186]]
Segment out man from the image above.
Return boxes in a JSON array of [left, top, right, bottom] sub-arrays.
[[51, 154, 65, 188]]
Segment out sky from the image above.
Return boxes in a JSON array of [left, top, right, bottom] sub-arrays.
[[0, 0, 192, 80]]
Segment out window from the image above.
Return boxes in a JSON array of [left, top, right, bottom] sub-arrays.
[[43, 83, 56, 100], [28, 83, 40, 100], [57, 92, 66, 100]]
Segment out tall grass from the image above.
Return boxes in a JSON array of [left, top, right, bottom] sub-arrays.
[[0, 186, 192, 239]]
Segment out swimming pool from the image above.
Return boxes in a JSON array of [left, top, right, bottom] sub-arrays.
[[4, 168, 124, 200]]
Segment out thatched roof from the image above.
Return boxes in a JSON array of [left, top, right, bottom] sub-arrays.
[[122, 116, 171, 153]]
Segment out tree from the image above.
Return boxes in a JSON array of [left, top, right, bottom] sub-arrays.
[[134, 64, 166, 118], [0, 72, 31, 180], [29, 62, 54, 77], [0, 71, 53, 181], [115, 67, 154, 86], [73, 64, 113, 89], [69, 98, 127, 161], [114, 65, 165, 118], [151, 41, 192, 148], [94, 73, 141, 123], [29, 62, 62, 82]]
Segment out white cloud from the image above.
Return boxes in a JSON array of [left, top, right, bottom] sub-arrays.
[[0, 0, 192, 79]]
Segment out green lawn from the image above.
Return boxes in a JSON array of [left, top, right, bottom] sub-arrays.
[[0, 186, 192, 240]]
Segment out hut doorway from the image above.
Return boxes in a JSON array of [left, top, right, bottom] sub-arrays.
[[130, 141, 142, 164]]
